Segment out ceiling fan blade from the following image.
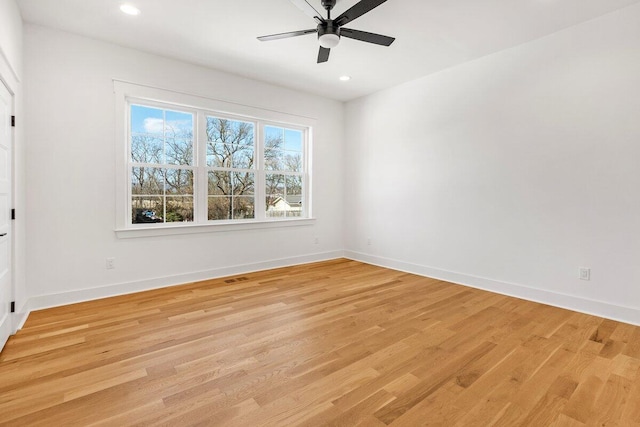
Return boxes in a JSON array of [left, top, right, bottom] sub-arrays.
[[340, 28, 395, 46], [317, 47, 330, 63], [335, 0, 389, 26], [290, 0, 325, 23], [257, 29, 317, 42]]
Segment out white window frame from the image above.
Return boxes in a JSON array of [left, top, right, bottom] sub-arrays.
[[114, 80, 315, 238]]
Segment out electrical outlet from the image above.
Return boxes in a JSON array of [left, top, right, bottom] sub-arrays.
[[579, 267, 590, 281], [314, 236, 319, 244], [367, 237, 371, 246], [106, 258, 115, 270]]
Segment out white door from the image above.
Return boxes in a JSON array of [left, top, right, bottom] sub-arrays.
[[0, 81, 12, 351]]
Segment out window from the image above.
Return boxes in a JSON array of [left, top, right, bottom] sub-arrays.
[[130, 105, 195, 224], [206, 116, 256, 221], [116, 83, 312, 233], [264, 125, 304, 218]]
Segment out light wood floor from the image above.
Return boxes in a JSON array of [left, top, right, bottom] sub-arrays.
[[1, 259, 639, 426]]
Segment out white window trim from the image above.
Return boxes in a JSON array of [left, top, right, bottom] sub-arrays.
[[113, 80, 316, 238]]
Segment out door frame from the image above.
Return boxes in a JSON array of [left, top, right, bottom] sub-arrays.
[[0, 52, 20, 345], [0, 76, 14, 351]]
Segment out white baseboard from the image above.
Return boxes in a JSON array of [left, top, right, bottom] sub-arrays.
[[26, 250, 345, 314], [344, 250, 640, 327], [21, 250, 640, 329], [13, 300, 30, 332]]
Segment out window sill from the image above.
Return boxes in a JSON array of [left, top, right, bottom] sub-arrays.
[[115, 218, 316, 239]]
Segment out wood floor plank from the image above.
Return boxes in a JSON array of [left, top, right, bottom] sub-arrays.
[[1, 259, 639, 426]]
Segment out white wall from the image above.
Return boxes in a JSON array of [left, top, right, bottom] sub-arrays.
[[344, 4, 640, 325], [24, 25, 344, 308], [0, 0, 26, 330], [0, 0, 22, 79]]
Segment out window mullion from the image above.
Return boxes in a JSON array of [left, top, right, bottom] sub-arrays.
[[255, 123, 266, 220], [197, 111, 208, 223], [304, 127, 311, 218]]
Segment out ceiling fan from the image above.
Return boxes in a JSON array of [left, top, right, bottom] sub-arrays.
[[257, 0, 395, 63]]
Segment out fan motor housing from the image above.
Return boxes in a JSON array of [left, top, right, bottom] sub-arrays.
[[318, 20, 340, 37]]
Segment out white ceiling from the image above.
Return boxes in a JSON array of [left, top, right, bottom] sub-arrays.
[[16, 0, 640, 101]]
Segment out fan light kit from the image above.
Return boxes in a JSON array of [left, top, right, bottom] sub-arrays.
[[319, 33, 340, 49], [339, 75, 351, 81], [258, 0, 395, 63]]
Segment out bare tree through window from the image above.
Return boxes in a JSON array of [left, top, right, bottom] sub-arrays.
[[207, 117, 256, 220]]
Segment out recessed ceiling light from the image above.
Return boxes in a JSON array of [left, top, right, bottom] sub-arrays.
[[339, 75, 351, 81], [120, 4, 141, 16]]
